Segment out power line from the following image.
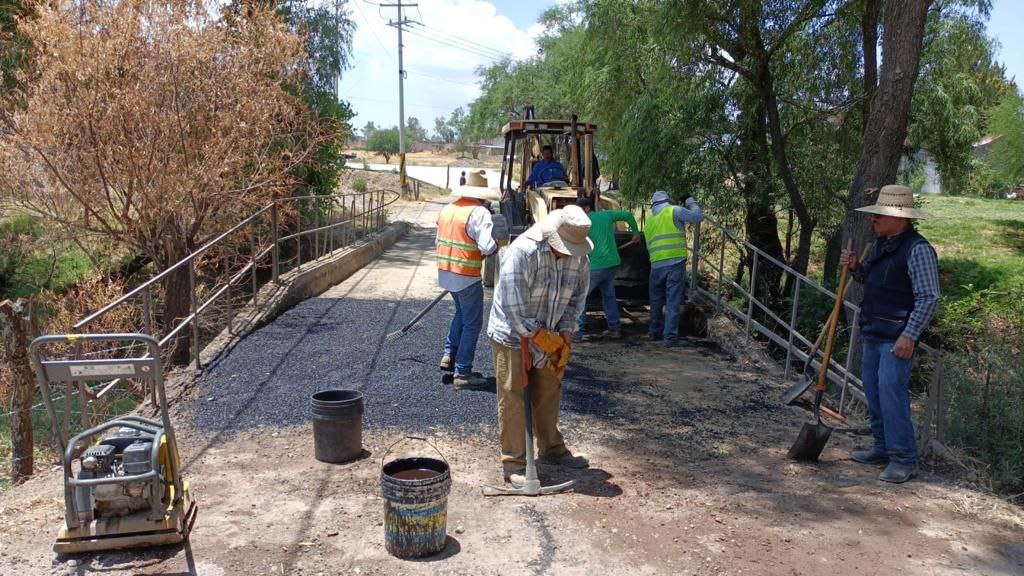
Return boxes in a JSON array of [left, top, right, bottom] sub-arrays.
[[405, 70, 478, 87], [403, 27, 507, 62], [405, 24, 508, 60], [344, 94, 454, 112], [353, 0, 396, 64], [412, 22, 511, 59]]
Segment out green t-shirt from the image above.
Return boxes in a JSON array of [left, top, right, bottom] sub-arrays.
[[587, 210, 640, 270]]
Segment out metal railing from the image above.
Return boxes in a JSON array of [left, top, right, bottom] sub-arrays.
[[687, 215, 944, 425], [2, 189, 399, 451]]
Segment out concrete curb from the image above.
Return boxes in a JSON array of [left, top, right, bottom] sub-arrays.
[[196, 221, 410, 369]]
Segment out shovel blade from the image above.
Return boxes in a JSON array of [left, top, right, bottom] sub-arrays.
[[781, 373, 815, 405], [787, 421, 833, 461]]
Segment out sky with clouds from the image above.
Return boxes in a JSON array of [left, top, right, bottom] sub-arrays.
[[340, 0, 553, 135], [340, 0, 1024, 139]]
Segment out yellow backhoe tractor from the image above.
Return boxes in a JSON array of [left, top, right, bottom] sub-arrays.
[[31, 333, 196, 554], [488, 107, 649, 301]]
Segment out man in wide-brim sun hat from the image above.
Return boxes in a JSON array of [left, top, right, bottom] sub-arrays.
[[840, 184, 939, 484], [486, 205, 593, 486], [435, 178, 499, 389]]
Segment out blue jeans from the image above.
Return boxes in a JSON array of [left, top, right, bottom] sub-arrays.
[[861, 337, 917, 466], [578, 266, 621, 332], [444, 281, 484, 376], [649, 263, 686, 343]]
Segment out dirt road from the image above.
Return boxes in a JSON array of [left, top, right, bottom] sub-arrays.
[[2, 198, 1022, 576]]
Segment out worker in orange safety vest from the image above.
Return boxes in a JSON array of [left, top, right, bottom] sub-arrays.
[[437, 180, 499, 389]]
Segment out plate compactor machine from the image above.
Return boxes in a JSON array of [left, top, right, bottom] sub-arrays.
[[30, 333, 196, 554]]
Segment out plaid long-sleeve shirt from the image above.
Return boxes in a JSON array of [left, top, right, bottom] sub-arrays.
[[853, 240, 940, 342], [487, 233, 590, 367]]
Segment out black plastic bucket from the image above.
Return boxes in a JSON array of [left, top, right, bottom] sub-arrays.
[[381, 439, 451, 558], [311, 390, 363, 463]]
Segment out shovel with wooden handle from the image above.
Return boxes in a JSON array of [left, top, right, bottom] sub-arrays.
[[787, 241, 855, 461], [781, 243, 870, 406], [781, 308, 836, 405]]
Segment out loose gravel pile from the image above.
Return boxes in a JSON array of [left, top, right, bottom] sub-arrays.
[[192, 273, 627, 437]]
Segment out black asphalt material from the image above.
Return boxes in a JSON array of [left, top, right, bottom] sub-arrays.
[[191, 233, 619, 437]]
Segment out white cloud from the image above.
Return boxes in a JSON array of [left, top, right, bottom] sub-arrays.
[[341, 0, 543, 133]]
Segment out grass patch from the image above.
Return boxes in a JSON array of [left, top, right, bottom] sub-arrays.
[[1, 214, 97, 300], [917, 195, 1024, 350]]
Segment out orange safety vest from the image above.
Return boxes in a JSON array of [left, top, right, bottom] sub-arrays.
[[436, 198, 483, 276]]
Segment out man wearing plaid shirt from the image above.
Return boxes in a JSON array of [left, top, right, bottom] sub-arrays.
[[841, 184, 940, 484], [487, 205, 593, 485]]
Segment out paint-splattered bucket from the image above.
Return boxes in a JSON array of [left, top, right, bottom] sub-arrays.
[[380, 436, 451, 559]]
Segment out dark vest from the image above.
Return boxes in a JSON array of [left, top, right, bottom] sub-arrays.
[[859, 228, 929, 341]]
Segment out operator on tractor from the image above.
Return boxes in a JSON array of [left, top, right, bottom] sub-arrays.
[[525, 145, 566, 187]]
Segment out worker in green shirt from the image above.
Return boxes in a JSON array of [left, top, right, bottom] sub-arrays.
[[574, 197, 641, 340]]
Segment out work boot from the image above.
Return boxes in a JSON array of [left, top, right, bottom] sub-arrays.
[[503, 466, 525, 487], [648, 333, 663, 342], [453, 372, 489, 390], [602, 329, 622, 339], [663, 340, 684, 348], [878, 461, 918, 484], [851, 446, 889, 465], [538, 451, 589, 469], [439, 354, 453, 372]]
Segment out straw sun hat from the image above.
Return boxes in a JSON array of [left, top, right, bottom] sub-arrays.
[[451, 170, 498, 202], [524, 205, 593, 257], [855, 184, 931, 220]]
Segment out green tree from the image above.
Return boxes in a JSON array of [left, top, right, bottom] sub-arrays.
[[909, 12, 1008, 195], [434, 116, 455, 143], [405, 116, 427, 142], [367, 127, 400, 163], [362, 121, 377, 139], [270, 0, 355, 198], [990, 88, 1024, 187]]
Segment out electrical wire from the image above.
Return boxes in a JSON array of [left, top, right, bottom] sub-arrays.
[[353, 0, 396, 64], [411, 21, 511, 59], [403, 27, 508, 62], [405, 70, 478, 87], [405, 24, 509, 60]]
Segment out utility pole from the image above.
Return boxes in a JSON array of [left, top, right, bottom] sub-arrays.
[[383, 0, 417, 189], [335, 0, 342, 104]]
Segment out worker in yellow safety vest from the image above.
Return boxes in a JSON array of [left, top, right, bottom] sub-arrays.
[[437, 181, 498, 389], [644, 190, 703, 347]]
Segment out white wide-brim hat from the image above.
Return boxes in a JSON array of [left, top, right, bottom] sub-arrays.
[[450, 185, 499, 202], [855, 184, 931, 219], [524, 205, 593, 257]]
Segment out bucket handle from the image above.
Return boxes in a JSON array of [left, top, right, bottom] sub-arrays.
[[381, 435, 449, 469]]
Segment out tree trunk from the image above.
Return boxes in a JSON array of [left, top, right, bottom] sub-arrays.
[[1, 299, 38, 484], [161, 239, 193, 365], [823, 227, 843, 282], [842, 0, 931, 372], [842, 0, 931, 295], [862, 0, 880, 133], [757, 61, 816, 276], [745, 202, 786, 306]]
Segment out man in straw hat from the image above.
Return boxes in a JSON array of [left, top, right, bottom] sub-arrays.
[[840, 184, 940, 483], [436, 180, 498, 389], [487, 205, 593, 484]]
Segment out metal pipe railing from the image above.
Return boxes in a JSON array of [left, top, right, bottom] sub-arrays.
[[689, 215, 938, 414], [43, 189, 399, 433]]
